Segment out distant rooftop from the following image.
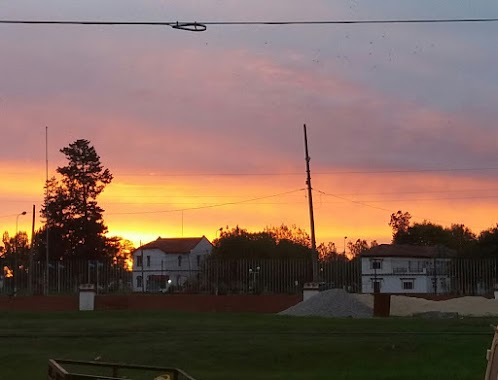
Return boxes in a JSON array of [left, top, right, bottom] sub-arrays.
[[136, 236, 210, 254], [362, 244, 455, 258]]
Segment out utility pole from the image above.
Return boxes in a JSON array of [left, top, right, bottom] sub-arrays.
[[303, 124, 318, 282]]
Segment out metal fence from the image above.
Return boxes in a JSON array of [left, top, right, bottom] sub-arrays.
[[2, 256, 498, 296], [0, 259, 133, 296], [198, 258, 361, 295]]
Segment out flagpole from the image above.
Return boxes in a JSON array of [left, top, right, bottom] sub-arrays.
[[45, 126, 49, 294]]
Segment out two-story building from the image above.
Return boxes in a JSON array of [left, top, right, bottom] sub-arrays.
[[361, 244, 455, 294], [132, 236, 212, 292]]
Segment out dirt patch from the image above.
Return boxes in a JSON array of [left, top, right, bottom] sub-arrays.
[[354, 294, 498, 317]]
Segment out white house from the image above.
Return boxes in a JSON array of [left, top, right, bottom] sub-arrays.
[[361, 244, 455, 294], [132, 236, 212, 292]]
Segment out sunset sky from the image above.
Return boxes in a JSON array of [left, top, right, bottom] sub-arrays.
[[1, 1, 498, 250]]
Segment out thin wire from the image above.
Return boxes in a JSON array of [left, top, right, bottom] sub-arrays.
[[3, 167, 498, 177], [0, 17, 498, 28], [4, 186, 498, 203], [4, 195, 498, 206], [96, 187, 498, 198], [0, 213, 19, 219], [344, 195, 498, 203], [103, 194, 498, 205], [88, 167, 498, 177], [106, 188, 305, 215], [203, 18, 498, 25], [331, 188, 498, 196], [314, 189, 393, 213], [313, 188, 454, 225]]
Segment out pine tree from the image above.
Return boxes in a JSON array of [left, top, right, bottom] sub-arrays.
[[40, 139, 113, 260]]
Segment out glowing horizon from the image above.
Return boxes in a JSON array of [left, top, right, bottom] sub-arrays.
[[3, 161, 498, 251]]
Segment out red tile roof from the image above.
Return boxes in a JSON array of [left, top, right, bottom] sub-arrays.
[[361, 244, 455, 258], [136, 237, 210, 254]]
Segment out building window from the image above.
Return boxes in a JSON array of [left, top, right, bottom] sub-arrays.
[[136, 276, 143, 288], [370, 260, 382, 270], [146, 255, 151, 267], [136, 255, 143, 267], [178, 255, 182, 267], [408, 260, 424, 273], [197, 255, 201, 266], [402, 280, 414, 290]]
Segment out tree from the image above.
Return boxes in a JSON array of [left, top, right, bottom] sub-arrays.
[[107, 237, 135, 270], [209, 225, 313, 294], [0, 231, 29, 261], [264, 224, 311, 247], [389, 210, 412, 242], [317, 242, 348, 262], [394, 221, 450, 246], [40, 139, 113, 260], [213, 225, 313, 259], [347, 239, 370, 258], [2, 232, 11, 258], [478, 225, 498, 256], [447, 224, 477, 256], [388, 212, 479, 256]]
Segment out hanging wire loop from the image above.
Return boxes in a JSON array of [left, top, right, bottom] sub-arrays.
[[171, 22, 207, 32]]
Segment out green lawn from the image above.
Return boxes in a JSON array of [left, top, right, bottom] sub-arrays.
[[0, 311, 494, 379]]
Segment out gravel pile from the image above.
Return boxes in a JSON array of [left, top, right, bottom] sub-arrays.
[[279, 289, 373, 318], [281, 290, 498, 318]]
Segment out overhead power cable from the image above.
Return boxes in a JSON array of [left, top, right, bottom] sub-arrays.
[[0, 213, 20, 219], [106, 188, 305, 215], [314, 189, 392, 213], [0, 17, 498, 32], [85, 167, 498, 177], [3, 166, 498, 178], [313, 188, 454, 225]]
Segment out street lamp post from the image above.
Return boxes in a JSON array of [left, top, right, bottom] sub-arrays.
[[343, 236, 347, 255], [15, 211, 27, 247], [14, 211, 27, 294], [248, 266, 261, 294], [215, 227, 223, 240]]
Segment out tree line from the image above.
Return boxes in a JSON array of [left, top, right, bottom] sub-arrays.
[[212, 212, 498, 260], [212, 224, 377, 261], [389, 210, 498, 257]]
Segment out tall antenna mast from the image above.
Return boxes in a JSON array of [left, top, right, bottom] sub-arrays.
[[45, 126, 49, 294], [303, 124, 318, 282]]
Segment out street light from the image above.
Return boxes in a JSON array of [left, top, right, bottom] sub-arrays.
[[248, 266, 261, 294], [15, 211, 27, 250], [13, 211, 26, 295], [215, 227, 223, 240], [343, 236, 347, 255]]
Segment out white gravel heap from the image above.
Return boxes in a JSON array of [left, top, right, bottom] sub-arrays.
[[279, 289, 373, 318]]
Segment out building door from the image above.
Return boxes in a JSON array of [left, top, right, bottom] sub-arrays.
[[373, 280, 381, 293]]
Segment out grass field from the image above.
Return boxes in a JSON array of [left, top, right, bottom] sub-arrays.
[[0, 311, 495, 380]]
